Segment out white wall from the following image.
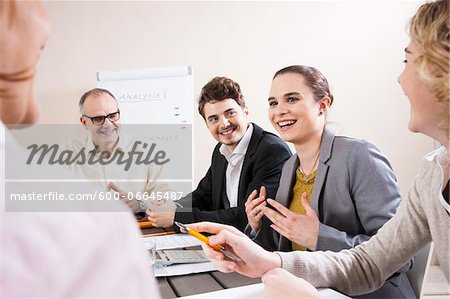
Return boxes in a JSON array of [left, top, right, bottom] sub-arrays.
[[37, 0, 432, 198]]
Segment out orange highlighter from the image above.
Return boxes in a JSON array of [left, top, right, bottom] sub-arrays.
[[175, 221, 241, 262]]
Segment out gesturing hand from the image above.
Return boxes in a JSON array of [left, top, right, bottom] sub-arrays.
[[107, 182, 140, 213], [244, 186, 267, 232], [263, 192, 320, 250]]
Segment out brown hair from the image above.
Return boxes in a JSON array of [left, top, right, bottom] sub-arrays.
[[198, 76, 245, 119], [273, 65, 334, 105]]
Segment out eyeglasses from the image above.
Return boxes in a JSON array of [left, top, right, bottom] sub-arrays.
[[82, 110, 120, 126]]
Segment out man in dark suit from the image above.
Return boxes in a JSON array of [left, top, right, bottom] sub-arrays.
[[147, 76, 291, 231]]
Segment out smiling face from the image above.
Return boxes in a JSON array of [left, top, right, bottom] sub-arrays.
[[80, 93, 121, 151], [268, 73, 327, 145], [203, 98, 249, 151], [398, 41, 441, 136]]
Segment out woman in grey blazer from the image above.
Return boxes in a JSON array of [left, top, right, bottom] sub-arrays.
[[244, 65, 414, 298]]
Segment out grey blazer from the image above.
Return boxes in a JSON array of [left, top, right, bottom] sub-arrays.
[[248, 127, 415, 299]]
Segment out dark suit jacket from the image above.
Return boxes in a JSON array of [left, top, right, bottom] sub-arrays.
[[247, 127, 415, 299], [175, 123, 291, 232]]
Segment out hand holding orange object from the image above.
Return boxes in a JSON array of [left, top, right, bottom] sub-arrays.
[[175, 222, 241, 262], [138, 220, 153, 229]]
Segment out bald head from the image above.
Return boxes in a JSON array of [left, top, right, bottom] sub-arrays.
[[0, 1, 51, 124]]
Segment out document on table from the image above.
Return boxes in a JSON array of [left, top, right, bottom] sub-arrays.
[[154, 262, 217, 277], [142, 234, 202, 250], [178, 283, 351, 299]]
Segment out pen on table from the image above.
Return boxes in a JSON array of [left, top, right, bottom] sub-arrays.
[[141, 231, 176, 238], [174, 221, 241, 262]]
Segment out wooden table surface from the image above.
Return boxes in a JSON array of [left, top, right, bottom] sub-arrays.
[[423, 265, 450, 297], [157, 271, 261, 298]]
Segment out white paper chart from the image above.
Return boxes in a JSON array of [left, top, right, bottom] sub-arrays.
[[97, 65, 193, 124]]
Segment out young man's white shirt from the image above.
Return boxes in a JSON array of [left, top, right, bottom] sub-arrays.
[[219, 123, 253, 208]]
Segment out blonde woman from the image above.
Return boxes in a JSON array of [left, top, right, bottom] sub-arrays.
[[189, 0, 449, 297]]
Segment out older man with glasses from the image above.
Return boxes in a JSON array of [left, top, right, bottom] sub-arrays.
[[62, 88, 173, 217], [79, 89, 122, 155]]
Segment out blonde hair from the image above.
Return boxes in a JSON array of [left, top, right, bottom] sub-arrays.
[[409, 0, 449, 103]]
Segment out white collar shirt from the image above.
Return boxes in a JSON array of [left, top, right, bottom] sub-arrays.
[[61, 134, 171, 198], [219, 123, 253, 208]]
